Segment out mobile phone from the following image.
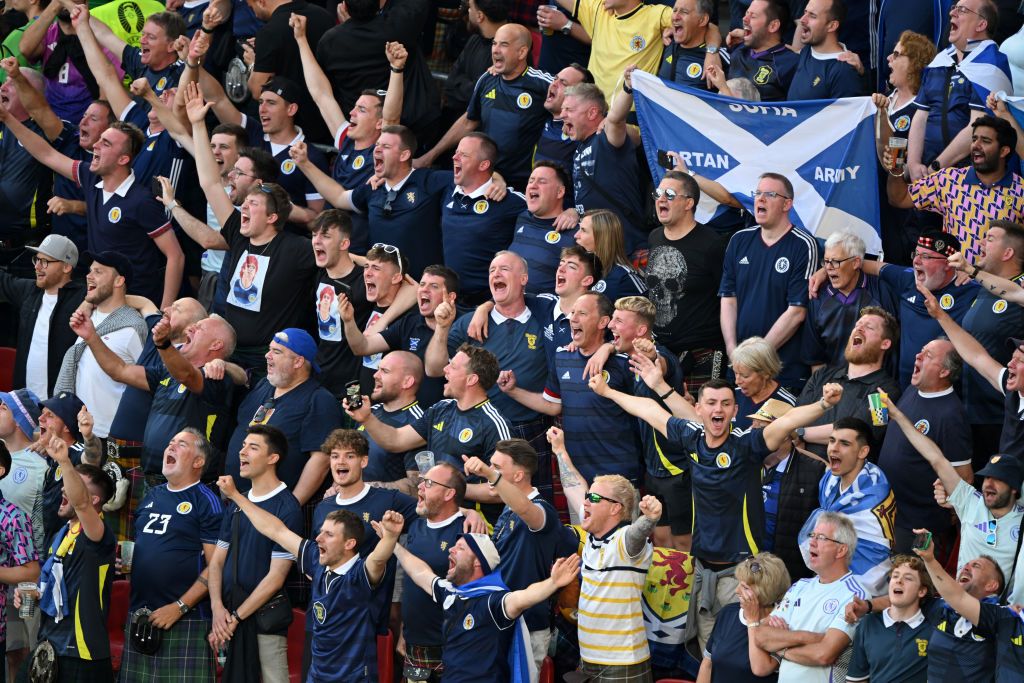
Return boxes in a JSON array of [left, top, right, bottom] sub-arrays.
[[151, 177, 163, 198], [656, 149, 674, 170], [344, 380, 363, 411], [335, 281, 352, 298], [912, 531, 932, 552]]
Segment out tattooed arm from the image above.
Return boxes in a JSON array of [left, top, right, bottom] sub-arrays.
[[547, 426, 588, 515], [624, 496, 661, 557]]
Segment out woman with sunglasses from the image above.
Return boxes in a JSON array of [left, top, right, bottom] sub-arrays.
[[697, 553, 791, 683], [574, 209, 647, 303]]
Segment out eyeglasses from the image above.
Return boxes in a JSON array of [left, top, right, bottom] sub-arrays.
[[251, 398, 275, 425], [585, 491, 622, 506], [227, 167, 255, 179], [822, 255, 857, 268], [751, 190, 791, 200], [382, 189, 398, 217], [951, 3, 982, 17], [806, 532, 845, 545], [31, 256, 61, 267], [747, 560, 763, 574], [417, 477, 454, 490], [986, 519, 998, 546], [911, 250, 948, 262], [652, 188, 690, 201], [371, 242, 404, 274]]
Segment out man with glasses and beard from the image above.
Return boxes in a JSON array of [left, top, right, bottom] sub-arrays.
[[888, 115, 1024, 265]]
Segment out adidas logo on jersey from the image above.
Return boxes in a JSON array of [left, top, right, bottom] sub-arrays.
[[739, 257, 750, 264], [485, 89, 496, 100], [433, 421, 445, 432], [144, 502, 154, 509], [561, 371, 570, 379]]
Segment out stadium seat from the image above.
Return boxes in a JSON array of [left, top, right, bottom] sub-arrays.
[[539, 656, 554, 683], [107, 579, 130, 672], [288, 608, 305, 683], [655, 679, 696, 683], [377, 629, 394, 683], [0, 347, 15, 392]]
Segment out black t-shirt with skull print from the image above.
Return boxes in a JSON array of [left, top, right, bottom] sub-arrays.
[[645, 224, 726, 353]]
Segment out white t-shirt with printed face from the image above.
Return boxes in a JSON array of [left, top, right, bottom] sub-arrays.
[[771, 572, 865, 683]]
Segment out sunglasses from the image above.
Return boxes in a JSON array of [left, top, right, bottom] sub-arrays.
[[371, 242, 403, 274], [251, 398, 275, 425], [652, 188, 690, 201], [382, 189, 398, 217], [986, 519, 997, 546], [585, 491, 621, 506]]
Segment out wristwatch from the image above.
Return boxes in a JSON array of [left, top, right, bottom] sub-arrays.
[[706, 46, 719, 54], [929, 160, 942, 172], [176, 599, 189, 615], [560, 19, 574, 35], [795, 428, 806, 440]]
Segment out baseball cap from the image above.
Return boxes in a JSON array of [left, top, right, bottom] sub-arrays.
[[976, 454, 1024, 491], [916, 231, 960, 257], [261, 77, 302, 105], [272, 328, 320, 373], [1007, 337, 1024, 352], [38, 392, 85, 441], [0, 389, 41, 440], [27, 235, 78, 267], [459, 533, 501, 574], [747, 398, 793, 423], [84, 250, 133, 286]]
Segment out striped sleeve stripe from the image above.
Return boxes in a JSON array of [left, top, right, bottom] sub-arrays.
[[527, 67, 555, 83], [624, 266, 647, 292], [792, 227, 819, 279], [409, 404, 424, 419], [777, 387, 798, 404], [481, 401, 512, 440], [199, 485, 223, 513]]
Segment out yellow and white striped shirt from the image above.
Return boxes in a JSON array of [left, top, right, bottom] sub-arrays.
[[578, 525, 653, 665]]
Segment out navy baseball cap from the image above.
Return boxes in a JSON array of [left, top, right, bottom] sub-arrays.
[[272, 328, 320, 373], [38, 392, 85, 441], [976, 454, 1024, 491], [84, 250, 133, 286], [261, 77, 302, 105]]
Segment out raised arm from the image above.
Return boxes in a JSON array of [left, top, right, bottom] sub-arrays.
[[763, 383, 843, 450], [185, 83, 237, 228], [157, 175, 229, 250], [0, 58, 62, 140], [914, 528, 981, 624], [336, 294, 389, 356], [130, 78, 194, 154], [153, 316, 206, 393], [382, 42, 406, 127], [547, 426, 588, 514], [216, 476, 302, 557], [365, 511, 404, 586], [917, 279, 1004, 390], [19, 2, 61, 62], [604, 67, 634, 149], [84, 2, 128, 58], [885, 392, 963, 497], [424, 301, 456, 377], [47, 436, 105, 541], [71, 5, 131, 116], [68, 309, 148, 389], [951, 252, 1024, 304], [392, 543, 439, 594], [503, 554, 580, 619], [464, 456, 544, 528], [0, 106, 74, 179], [589, 373, 672, 436], [624, 496, 661, 557], [290, 13, 347, 136], [628, 351, 698, 420], [289, 142, 355, 210]]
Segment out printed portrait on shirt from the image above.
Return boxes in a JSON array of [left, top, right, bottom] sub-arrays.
[[316, 283, 342, 341], [228, 251, 270, 312]]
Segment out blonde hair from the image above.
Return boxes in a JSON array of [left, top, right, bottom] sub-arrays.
[[583, 209, 633, 278], [731, 336, 782, 380], [735, 553, 791, 607], [615, 296, 656, 328], [592, 474, 636, 521]]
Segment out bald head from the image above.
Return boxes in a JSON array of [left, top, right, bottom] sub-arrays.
[[169, 297, 209, 337], [372, 350, 424, 405], [390, 350, 424, 385], [492, 23, 532, 77]]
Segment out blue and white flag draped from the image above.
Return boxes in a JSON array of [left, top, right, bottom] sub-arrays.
[[929, 39, 1012, 108], [799, 462, 896, 597], [632, 71, 882, 254]]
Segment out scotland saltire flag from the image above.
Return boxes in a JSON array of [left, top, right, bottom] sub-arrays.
[[930, 39, 1012, 109], [799, 461, 896, 597], [632, 71, 882, 254]]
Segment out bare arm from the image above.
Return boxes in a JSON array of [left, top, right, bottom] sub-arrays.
[[918, 541, 980, 625], [47, 437, 105, 541], [392, 543, 439, 594], [763, 383, 842, 451], [291, 142, 355, 210], [624, 496, 660, 557], [349, 409, 427, 453], [917, 280, 1004, 390], [234, 558, 291, 619], [502, 555, 581, 619], [1, 60, 62, 140], [548, 427, 588, 514], [382, 42, 406, 127], [763, 306, 806, 350], [463, 456, 546, 529], [783, 629, 851, 667], [0, 561, 39, 587], [590, 379, 672, 436], [70, 314, 148, 389], [19, 2, 60, 62], [290, 14, 347, 135], [218, 478, 302, 557], [291, 452, 329, 506], [73, 7, 132, 116], [604, 69, 634, 149], [152, 231, 184, 310], [503, 385, 563, 416], [720, 296, 738, 356], [906, 109, 928, 178], [934, 109, 984, 169], [424, 302, 455, 377], [185, 86, 237, 227], [365, 511, 403, 586], [416, 113, 477, 167], [0, 109, 75, 179]]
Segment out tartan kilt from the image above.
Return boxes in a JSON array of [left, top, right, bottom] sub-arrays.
[[576, 659, 654, 683], [117, 614, 215, 683]]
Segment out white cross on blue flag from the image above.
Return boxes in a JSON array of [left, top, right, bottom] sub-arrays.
[[633, 71, 882, 253]]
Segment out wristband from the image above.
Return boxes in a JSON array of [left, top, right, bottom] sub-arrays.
[[970, 264, 980, 278], [186, 61, 201, 69], [622, 83, 633, 94], [390, 66, 404, 73], [488, 471, 502, 487], [166, 199, 180, 211], [200, 25, 214, 34], [659, 387, 675, 400], [155, 338, 172, 350], [865, 600, 874, 614], [819, 397, 829, 411], [230, 609, 240, 622]]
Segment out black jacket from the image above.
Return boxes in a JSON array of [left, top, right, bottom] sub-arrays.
[[0, 272, 85, 397], [771, 451, 825, 582]]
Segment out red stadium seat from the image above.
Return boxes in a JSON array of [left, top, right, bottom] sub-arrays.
[[540, 656, 554, 683], [107, 579, 130, 672], [377, 629, 394, 683], [288, 608, 305, 683], [0, 347, 15, 393]]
